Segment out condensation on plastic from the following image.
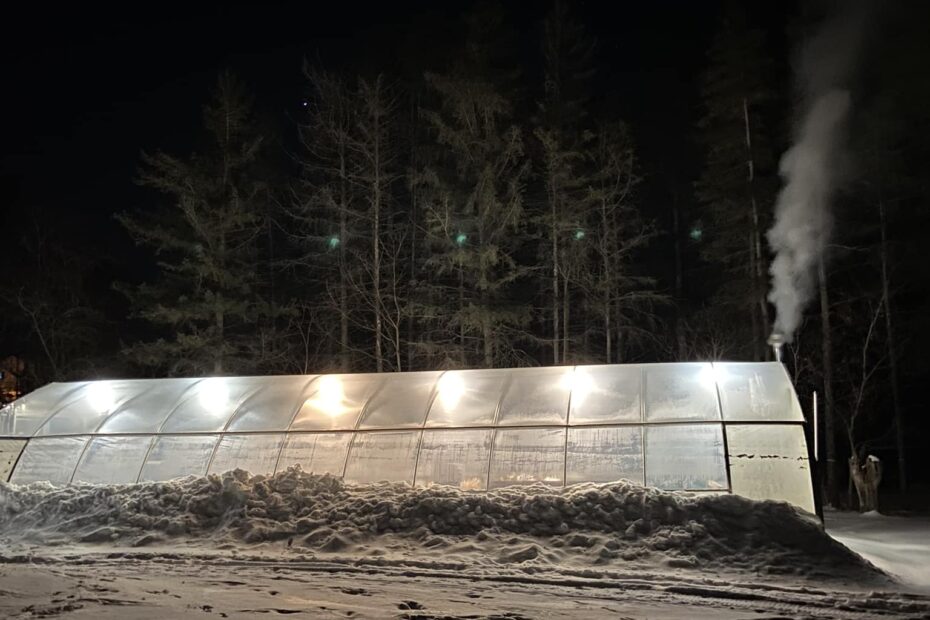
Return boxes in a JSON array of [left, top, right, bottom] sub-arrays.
[[727, 424, 815, 513], [566, 426, 644, 485], [343, 431, 420, 485], [138, 434, 219, 482], [0, 382, 86, 437], [288, 375, 377, 431], [0, 438, 27, 482], [72, 435, 153, 484], [208, 433, 286, 476], [224, 376, 318, 432], [158, 378, 267, 433], [424, 370, 506, 428], [644, 363, 721, 422], [36, 381, 157, 437], [716, 362, 804, 422], [568, 365, 642, 425], [496, 368, 571, 426], [9, 436, 89, 485], [489, 427, 565, 488], [276, 432, 352, 475], [95, 379, 198, 434], [358, 372, 441, 429], [415, 429, 492, 490], [645, 424, 728, 491]]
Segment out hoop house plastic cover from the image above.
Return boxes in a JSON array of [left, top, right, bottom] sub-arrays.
[[0, 363, 815, 513]]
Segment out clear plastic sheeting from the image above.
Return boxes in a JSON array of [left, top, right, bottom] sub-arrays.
[[289, 375, 374, 431], [645, 424, 727, 490], [224, 376, 317, 432], [568, 365, 642, 425], [489, 428, 565, 488], [276, 433, 352, 476], [0, 363, 815, 513], [208, 433, 285, 476], [0, 382, 86, 437], [344, 431, 420, 485], [95, 379, 198, 434], [138, 435, 218, 482], [0, 439, 26, 482], [415, 429, 492, 490], [566, 427, 643, 485], [72, 435, 153, 485], [496, 368, 571, 426], [159, 377, 266, 433], [727, 424, 815, 513], [645, 363, 721, 422], [716, 362, 803, 422], [9, 436, 88, 485], [424, 370, 505, 428], [359, 372, 441, 429]]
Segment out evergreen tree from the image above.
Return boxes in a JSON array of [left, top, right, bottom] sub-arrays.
[[694, 7, 781, 360], [533, 0, 597, 364], [117, 72, 275, 376], [418, 72, 531, 368]]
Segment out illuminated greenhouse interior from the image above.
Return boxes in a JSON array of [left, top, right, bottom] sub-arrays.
[[0, 362, 816, 514]]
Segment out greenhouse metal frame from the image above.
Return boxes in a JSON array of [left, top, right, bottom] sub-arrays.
[[0, 362, 817, 514]]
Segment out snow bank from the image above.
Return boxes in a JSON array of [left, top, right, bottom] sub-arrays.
[[0, 467, 879, 580]]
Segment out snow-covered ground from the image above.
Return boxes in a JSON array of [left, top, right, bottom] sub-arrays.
[[1, 468, 928, 618], [826, 508, 930, 592]]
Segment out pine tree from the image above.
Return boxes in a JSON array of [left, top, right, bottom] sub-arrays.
[[418, 72, 531, 368], [117, 72, 275, 376], [534, 0, 597, 364], [580, 122, 662, 363], [694, 7, 780, 360]]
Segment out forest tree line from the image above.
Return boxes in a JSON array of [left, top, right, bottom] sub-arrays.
[[4, 3, 930, 504]]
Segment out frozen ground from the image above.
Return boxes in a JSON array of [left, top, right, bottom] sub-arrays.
[[1, 468, 928, 619], [826, 508, 930, 592]]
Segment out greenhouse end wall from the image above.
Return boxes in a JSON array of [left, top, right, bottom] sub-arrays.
[[0, 362, 816, 514]]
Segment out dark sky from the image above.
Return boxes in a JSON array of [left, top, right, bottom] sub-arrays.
[[0, 0, 797, 323], [0, 1, 757, 237]]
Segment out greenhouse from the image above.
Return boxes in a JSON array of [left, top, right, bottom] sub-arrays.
[[0, 362, 816, 514]]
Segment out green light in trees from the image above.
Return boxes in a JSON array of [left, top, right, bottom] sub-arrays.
[[573, 228, 585, 241], [690, 227, 703, 241], [328, 235, 341, 250], [455, 232, 467, 246]]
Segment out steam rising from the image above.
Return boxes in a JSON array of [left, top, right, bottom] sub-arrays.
[[767, 4, 867, 341]]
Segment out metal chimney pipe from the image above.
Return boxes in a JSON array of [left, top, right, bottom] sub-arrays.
[[767, 332, 785, 363]]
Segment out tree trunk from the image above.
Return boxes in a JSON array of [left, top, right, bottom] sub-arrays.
[[372, 93, 383, 373], [672, 197, 686, 361], [819, 259, 839, 506], [743, 97, 769, 361], [879, 200, 906, 491], [552, 190, 560, 365], [339, 136, 350, 372], [562, 275, 570, 363]]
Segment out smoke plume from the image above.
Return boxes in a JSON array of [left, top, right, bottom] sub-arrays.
[[767, 4, 867, 341]]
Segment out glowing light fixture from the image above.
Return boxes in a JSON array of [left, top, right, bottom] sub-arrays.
[[86, 382, 117, 413], [698, 364, 727, 391], [305, 375, 347, 417], [436, 372, 465, 411], [560, 367, 594, 407], [198, 378, 230, 411]]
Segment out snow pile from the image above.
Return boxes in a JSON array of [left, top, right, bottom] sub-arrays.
[[0, 467, 879, 579]]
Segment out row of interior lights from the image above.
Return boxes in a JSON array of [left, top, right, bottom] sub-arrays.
[[81, 366, 728, 418]]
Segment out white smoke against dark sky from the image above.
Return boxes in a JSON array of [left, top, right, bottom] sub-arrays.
[[767, 2, 869, 341]]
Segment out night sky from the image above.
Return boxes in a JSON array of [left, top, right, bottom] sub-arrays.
[[4, 2, 927, 492]]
